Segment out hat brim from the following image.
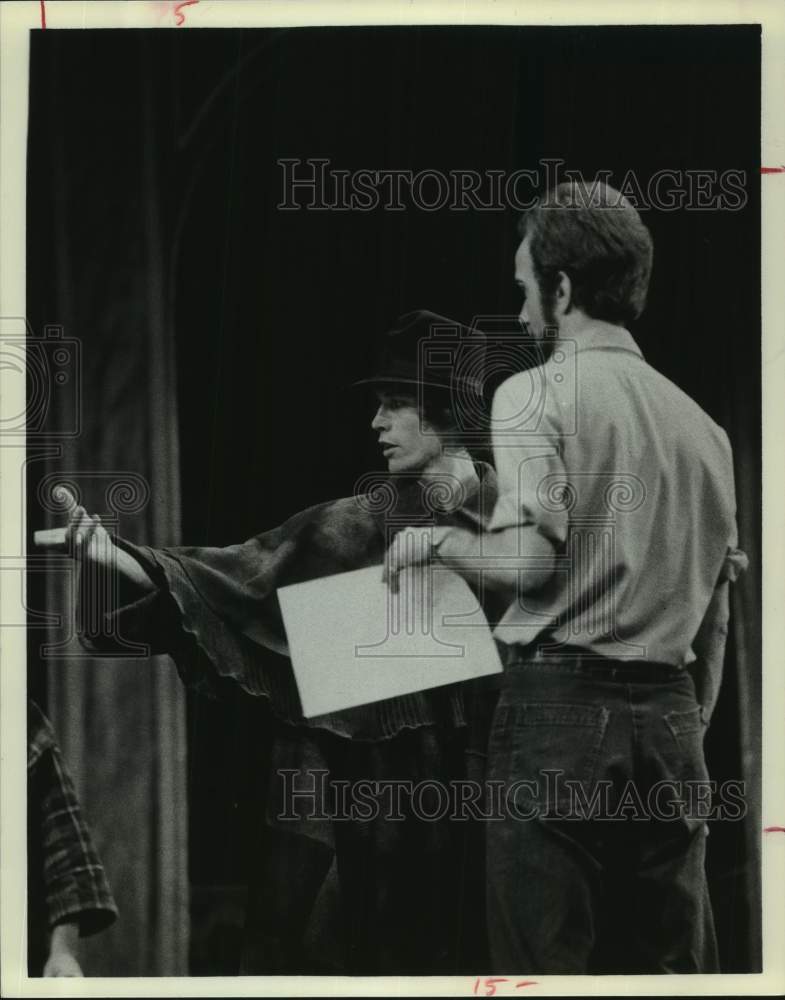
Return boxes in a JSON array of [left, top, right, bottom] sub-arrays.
[[351, 375, 454, 391], [351, 376, 484, 394]]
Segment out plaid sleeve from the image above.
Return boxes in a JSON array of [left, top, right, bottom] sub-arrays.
[[28, 702, 118, 936]]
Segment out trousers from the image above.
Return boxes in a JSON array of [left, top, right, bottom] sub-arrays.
[[484, 648, 720, 974]]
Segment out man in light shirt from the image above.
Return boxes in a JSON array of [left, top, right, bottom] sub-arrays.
[[386, 181, 747, 973]]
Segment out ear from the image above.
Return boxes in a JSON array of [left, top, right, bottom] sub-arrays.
[[554, 270, 573, 316]]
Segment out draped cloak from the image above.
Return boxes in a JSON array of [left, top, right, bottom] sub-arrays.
[[79, 466, 500, 973]]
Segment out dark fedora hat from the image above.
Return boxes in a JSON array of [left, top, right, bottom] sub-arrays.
[[353, 309, 485, 396]]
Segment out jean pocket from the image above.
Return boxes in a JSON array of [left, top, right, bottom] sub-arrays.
[[488, 702, 609, 814], [663, 706, 710, 785]]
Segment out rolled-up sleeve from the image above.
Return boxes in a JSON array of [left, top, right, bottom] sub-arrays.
[[487, 374, 569, 546], [719, 546, 748, 583]]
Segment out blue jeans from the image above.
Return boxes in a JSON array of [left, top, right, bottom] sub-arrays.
[[485, 648, 719, 974]]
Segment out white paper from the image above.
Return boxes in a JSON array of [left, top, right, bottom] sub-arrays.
[[278, 565, 502, 717]]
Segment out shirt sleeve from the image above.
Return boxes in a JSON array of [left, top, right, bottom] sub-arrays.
[[27, 707, 118, 937], [719, 546, 748, 583], [713, 428, 748, 585], [487, 372, 569, 545]]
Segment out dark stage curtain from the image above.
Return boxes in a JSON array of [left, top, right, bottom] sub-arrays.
[[717, 375, 762, 967], [26, 35, 188, 975]]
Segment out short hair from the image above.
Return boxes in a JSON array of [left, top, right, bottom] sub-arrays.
[[376, 384, 493, 461], [378, 385, 458, 435], [421, 391, 460, 435], [518, 180, 654, 325]]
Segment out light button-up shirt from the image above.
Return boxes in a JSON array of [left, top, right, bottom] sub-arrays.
[[489, 321, 742, 666]]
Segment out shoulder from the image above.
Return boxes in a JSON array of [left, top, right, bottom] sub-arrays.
[[309, 495, 379, 539], [492, 360, 568, 439], [493, 364, 550, 416], [493, 366, 549, 409], [639, 363, 733, 454], [280, 494, 382, 566]]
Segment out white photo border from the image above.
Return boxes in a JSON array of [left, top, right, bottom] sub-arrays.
[[2, 1, 783, 996]]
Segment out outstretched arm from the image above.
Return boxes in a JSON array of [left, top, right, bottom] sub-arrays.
[[34, 488, 179, 657], [383, 522, 556, 597], [55, 487, 155, 594]]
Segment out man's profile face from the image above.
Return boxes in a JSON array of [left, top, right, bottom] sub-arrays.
[[515, 235, 549, 339], [371, 391, 443, 474]]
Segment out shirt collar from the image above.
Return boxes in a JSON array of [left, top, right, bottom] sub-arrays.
[[557, 320, 644, 359]]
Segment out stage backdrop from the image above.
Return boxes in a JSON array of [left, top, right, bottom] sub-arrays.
[[26, 34, 188, 975]]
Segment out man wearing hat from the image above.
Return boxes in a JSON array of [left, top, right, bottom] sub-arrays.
[[57, 310, 500, 974]]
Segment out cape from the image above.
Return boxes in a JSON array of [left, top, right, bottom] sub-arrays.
[[89, 466, 500, 741]]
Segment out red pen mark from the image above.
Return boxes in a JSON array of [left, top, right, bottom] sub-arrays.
[[40, 0, 46, 29], [473, 978, 510, 996], [174, 0, 199, 26], [472, 977, 538, 996], [760, 166, 785, 174], [764, 826, 785, 833]]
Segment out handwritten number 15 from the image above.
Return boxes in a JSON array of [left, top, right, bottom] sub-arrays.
[[473, 978, 538, 995]]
